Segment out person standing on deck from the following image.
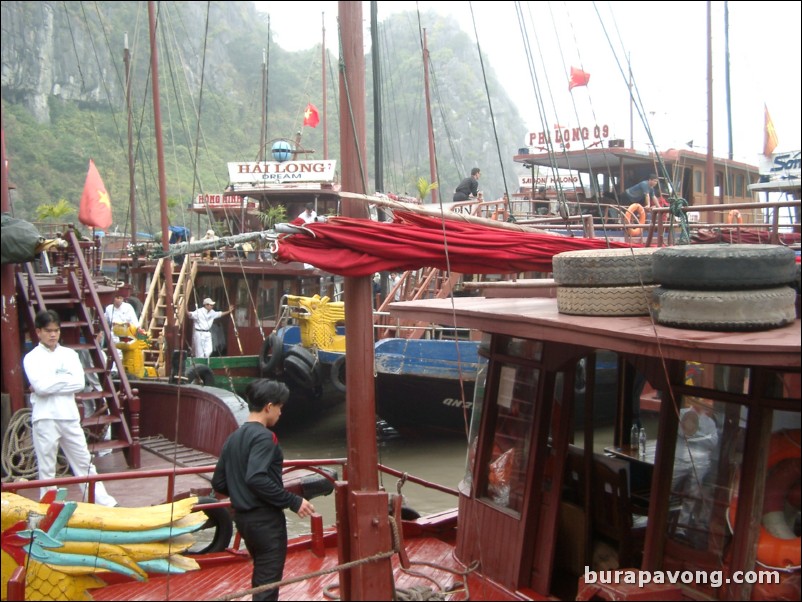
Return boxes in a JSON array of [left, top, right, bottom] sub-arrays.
[[390, 272, 402, 301], [672, 402, 719, 535], [212, 379, 315, 601], [623, 174, 660, 209], [453, 167, 481, 202], [23, 310, 118, 506], [186, 298, 234, 358], [298, 203, 317, 224], [103, 293, 139, 343]]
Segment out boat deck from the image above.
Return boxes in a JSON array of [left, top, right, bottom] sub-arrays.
[[12, 446, 216, 507], [6, 448, 529, 601], [94, 534, 521, 601]]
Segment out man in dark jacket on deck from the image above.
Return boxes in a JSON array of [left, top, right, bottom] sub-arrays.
[[212, 379, 315, 601], [453, 167, 481, 201]]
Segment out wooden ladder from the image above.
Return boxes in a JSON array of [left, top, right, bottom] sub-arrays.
[[15, 227, 141, 468], [140, 256, 195, 376], [375, 268, 462, 339]]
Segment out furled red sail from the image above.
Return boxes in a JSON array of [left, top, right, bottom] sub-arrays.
[[275, 211, 637, 276]]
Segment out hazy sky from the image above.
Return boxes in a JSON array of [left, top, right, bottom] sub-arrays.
[[253, 1, 801, 164]]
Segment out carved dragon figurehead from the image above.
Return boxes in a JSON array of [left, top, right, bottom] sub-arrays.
[[1, 489, 205, 601]]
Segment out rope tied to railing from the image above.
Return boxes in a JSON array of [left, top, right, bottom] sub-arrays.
[[667, 196, 690, 244]]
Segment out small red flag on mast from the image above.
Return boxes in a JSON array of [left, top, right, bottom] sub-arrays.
[[568, 66, 591, 91], [78, 159, 112, 229], [303, 103, 320, 128]]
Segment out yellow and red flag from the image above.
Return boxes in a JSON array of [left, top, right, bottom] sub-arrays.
[[79, 159, 112, 229], [303, 103, 320, 128], [568, 66, 590, 91], [763, 103, 778, 156]]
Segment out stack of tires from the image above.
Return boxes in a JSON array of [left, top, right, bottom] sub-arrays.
[[553, 247, 661, 316], [650, 244, 798, 331]]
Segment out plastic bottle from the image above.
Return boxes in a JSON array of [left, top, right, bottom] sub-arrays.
[[630, 424, 640, 451], [639, 427, 647, 457]]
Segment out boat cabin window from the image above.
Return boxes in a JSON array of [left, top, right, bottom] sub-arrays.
[[483, 363, 538, 512], [465, 336, 491, 486], [694, 170, 703, 194], [735, 173, 745, 197], [258, 281, 283, 328], [234, 279, 250, 327], [476, 337, 543, 513], [191, 276, 225, 310]]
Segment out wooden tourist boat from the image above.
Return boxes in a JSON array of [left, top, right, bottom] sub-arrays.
[[3, 3, 801, 601]]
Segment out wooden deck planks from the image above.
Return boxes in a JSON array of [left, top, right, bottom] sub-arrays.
[[93, 534, 526, 600]]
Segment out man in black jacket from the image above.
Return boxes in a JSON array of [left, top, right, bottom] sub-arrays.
[[212, 379, 315, 601], [453, 167, 481, 201]]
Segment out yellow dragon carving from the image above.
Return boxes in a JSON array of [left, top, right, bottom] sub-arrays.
[[1, 489, 205, 601]]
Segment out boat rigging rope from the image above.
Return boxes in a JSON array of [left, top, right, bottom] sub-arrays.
[[1, 409, 68, 482]]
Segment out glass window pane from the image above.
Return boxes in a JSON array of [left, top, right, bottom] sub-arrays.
[[483, 363, 538, 512]]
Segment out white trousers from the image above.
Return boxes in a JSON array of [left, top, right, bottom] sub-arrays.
[[32, 418, 118, 507], [192, 330, 213, 358]]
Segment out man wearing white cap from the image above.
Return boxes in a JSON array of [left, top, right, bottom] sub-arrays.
[[186, 298, 235, 358]]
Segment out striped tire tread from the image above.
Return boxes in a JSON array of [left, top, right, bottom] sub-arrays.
[[553, 247, 659, 287], [557, 285, 658, 316], [652, 286, 797, 331], [652, 244, 797, 290]]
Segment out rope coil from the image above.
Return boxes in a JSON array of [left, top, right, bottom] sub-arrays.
[[1, 409, 68, 482]]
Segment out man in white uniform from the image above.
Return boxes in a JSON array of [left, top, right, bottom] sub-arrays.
[[23, 310, 118, 506], [298, 203, 317, 224], [186, 298, 235, 358], [103, 293, 139, 343], [672, 403, 719, 532]]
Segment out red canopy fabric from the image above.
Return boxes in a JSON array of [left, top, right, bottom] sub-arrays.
[[275, 211, 638, 276]]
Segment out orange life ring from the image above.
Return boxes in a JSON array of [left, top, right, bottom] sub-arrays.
[[726, 209, 743, 224], [490, 208, 506, 221], [624, 203, 647, 236], [728, 429, 801, 570]]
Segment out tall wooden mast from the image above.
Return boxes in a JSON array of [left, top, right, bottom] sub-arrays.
[[148, 1, 175, 374], [338, 2, 394, 599], [423, 29, 438, 203]]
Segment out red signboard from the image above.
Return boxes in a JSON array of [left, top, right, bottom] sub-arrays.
[[193, 194, 255, 211]]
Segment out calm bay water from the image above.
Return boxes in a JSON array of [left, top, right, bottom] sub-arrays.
[[277, 402, 471, 537]]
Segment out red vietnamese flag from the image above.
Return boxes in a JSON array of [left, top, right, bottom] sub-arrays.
[[303, 103, 320, 128], [79, 159, 112, 229], [568, 66, 590, 91]]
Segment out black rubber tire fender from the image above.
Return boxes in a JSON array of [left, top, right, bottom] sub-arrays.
[[188, 496, 233, 555], [652, 286, 796, 331], [283, 345, 318, 369], [652, 244, 797, 290], [259, 332, 283, 377], [283, 355, 321, 390], [330, 356, 346, 393], [185, 364, 216, 386]]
